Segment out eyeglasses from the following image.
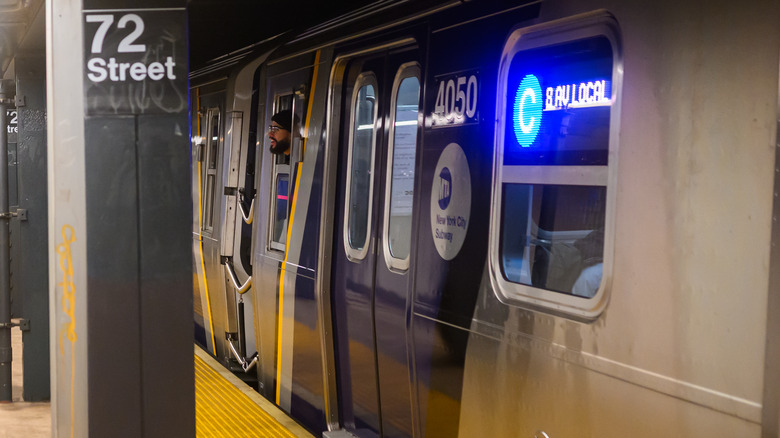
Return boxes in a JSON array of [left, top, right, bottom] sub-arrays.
[[268, 125, 285, 132]]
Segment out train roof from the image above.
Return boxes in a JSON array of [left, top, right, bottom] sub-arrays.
[[188, 0, 545, 83]]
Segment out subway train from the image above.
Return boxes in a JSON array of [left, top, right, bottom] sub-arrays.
[[188, 0, 780, 436]]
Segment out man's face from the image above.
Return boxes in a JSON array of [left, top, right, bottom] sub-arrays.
[[268, 123, 290, 155]]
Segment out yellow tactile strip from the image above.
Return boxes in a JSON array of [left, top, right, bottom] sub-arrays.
[[194, 346, 314, 438]]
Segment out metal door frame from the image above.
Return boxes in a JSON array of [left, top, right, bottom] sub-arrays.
[[317, 38, 416, 433]]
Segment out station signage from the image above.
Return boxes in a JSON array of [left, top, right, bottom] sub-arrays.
[[83, 9, 187, 115], [6, 110, 16, 135]]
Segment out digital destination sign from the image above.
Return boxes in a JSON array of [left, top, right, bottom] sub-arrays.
[[505, 36, 614, 166], [544, 79, 611, 111], [513, 74, 542, 148]]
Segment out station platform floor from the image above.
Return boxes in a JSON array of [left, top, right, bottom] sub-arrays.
[[194, 346, 313, 437], [0, 326, 50, 438], [0, 327, 312, 437]]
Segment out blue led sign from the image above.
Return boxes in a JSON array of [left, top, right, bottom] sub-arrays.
[[513, 74, 543, 148], [504, 35, 614, 166]]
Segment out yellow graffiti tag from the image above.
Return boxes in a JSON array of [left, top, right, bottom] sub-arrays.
[[56, 224, 76, 438], [57, 224, 77, 354]]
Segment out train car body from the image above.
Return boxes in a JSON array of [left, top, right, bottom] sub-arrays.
[[189, 0, 780, 436]]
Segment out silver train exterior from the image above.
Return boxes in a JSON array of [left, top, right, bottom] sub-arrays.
[[189, 0, 780, 436]]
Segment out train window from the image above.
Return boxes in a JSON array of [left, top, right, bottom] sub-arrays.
[[344, 73, 378, 260], [490, 15, 621, 319], [500, 184, 605, 295], [202, 109, 220, 232], [383, 63, 420, 270], [268, 95, 293, 252]]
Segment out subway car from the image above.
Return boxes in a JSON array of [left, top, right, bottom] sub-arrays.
[[188, 0, 780, 436]]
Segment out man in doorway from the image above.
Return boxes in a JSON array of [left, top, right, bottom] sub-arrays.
[[268, 109, 293, 161]]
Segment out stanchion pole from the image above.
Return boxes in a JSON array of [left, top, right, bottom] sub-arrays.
[[0, 79, 13, 402]]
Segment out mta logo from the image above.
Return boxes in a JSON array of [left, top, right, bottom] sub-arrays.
[[438, 167, 452, 210]]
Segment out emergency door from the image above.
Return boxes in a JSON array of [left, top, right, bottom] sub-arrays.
[[330, 47, 421, 437]]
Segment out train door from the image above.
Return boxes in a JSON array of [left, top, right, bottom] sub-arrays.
[[193, 90, 226, 356], [331, 45, 421, 438], [194, 87, 244, 361]]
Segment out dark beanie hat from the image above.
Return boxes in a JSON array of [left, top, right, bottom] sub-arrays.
[[271, 110, 292, 131]]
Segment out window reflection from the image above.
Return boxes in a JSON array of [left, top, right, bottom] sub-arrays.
[[501, 184, 605, 298], [387, 76, 420, 260], [347, 82, 377, 252]]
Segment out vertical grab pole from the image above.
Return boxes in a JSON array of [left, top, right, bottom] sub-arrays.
[[0, 80, 12, 402], [238, 298, 246, 359]]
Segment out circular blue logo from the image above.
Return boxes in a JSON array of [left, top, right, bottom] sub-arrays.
[[438, 167, 452, 210], [513, 74, 543, 148]]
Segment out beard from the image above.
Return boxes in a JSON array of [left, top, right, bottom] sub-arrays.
[[269, 137, 290, 155]]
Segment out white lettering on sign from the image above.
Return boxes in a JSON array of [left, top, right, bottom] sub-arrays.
[[6, 110, 16, 134], [544, 80, 611, 111], [85, 13, 177, 83], [86, 14, 146, 54], [116, 14, 146, 53], [432, 74, 478, 126], [87, 57, 176, 82]]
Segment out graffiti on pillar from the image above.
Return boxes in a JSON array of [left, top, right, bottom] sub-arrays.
[[56, 224, 76, 438], [83, 10, 187, 115]]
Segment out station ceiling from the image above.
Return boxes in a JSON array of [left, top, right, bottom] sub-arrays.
[[0, 0, 377, 77], [0, 0, 44, 77], [187, 0, 376, 69]]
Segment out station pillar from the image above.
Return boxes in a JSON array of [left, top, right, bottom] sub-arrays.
[[15, 52, 50, 402], [47, 0, 193, 436]]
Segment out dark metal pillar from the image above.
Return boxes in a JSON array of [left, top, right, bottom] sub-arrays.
[[0, 79, 11, 402], [15, 53, 49, 402]]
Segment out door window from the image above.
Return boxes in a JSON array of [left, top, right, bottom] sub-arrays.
[[268, 94, 293, 251], [344, 73, 379, 260], [383, 64, 420, 270], [202, 109, 220, 231]]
